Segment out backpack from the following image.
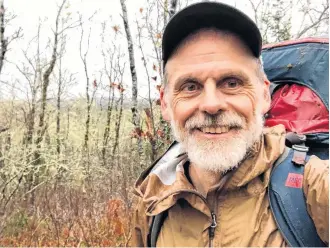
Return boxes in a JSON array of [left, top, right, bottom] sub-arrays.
[[148, 38, 329, 247], [263, 37, 329, 247], [263, 37, 329, 160]]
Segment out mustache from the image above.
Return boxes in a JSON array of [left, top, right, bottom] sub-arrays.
[[185, 112, 246, 129]]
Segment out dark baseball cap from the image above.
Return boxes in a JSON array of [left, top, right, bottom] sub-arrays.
[[162, 1, 262, 67]]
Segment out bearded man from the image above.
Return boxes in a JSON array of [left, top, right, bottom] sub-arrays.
[[132, 2, 329, 247]]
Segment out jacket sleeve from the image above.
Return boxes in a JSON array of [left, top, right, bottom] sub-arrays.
[[303, 156, 329, 244], [132, 197, 150, 247]]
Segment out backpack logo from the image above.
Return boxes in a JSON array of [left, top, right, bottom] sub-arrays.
[[285, 173, 303, 188]]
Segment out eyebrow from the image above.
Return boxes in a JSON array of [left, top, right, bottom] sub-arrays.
[[173, 70, 250, 88], [216, 71, 250, 83], [174, 75, 200, 89]]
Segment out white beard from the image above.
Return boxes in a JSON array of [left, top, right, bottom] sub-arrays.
[[170, 110, 264, 173]]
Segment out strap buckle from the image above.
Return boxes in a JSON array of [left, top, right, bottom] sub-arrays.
[[292, 145, 309, 166]]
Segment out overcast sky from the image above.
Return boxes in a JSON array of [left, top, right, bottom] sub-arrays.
[[1, 0, 256, 101], [2, 0, 324, 102]]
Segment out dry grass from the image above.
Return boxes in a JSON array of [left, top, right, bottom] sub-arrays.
[[0, 98, 169, 246]]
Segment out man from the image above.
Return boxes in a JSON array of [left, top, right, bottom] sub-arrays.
[[132, 2, 329, 247]]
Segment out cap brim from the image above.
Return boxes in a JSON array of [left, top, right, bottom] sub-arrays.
[[162, 2, 262, 65]]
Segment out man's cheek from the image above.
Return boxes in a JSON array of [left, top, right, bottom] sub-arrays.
[[230, 94, 256, 119]]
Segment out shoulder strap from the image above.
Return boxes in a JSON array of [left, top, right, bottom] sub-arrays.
[[269, 147, 326, 247], [147, 211, 168, 247]]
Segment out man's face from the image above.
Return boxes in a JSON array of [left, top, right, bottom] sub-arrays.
[[160, 30, 271, 172]]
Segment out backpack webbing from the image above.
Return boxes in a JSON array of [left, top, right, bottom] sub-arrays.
[[268, 147, 326, 247]]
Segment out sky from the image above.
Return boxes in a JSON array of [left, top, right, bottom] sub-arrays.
[[2, 0, 327, 102], [1, 0, 252, 102]]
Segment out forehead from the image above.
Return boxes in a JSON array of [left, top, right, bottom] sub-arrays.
[[171, 29, 253, 60], [165, 30, 258, 83]]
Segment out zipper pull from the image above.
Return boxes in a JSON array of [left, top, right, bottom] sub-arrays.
[[209, 212, 217, 238]]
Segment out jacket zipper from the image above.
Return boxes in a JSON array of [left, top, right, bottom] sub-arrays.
[[209, 211, 217, 247], [151, 189, 217, 246]]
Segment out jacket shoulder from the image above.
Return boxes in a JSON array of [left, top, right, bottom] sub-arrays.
[[303, 156, 329, 244], [131, 195, 151, 247]]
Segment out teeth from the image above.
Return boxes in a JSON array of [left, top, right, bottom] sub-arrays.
[[200, 126, 230, 134]]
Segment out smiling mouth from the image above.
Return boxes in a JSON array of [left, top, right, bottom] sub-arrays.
[[195, 126, 240, 134]]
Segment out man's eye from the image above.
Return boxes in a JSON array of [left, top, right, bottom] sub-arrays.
[[183, 83, 200, 92], [223, 78, 241, 88]]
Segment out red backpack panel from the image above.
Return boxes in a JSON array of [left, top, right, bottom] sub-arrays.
[[265, 84, 329, 134]]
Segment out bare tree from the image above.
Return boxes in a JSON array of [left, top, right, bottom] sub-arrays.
[[248, 0, 328, 43], [295, 0, 329, 38], [79, 14, 98, 173], [119, 0, 143, 157], [112, 74, 125, 159], [100, 22, 123, 166], [143, 0, 184, 153], [136, 19, 157, 161], [56, 36, 64, 156], [4, 0, 79, 207], [34, 0, 67, 165], [10, 23, 43, 149], [169, 0, 179, 17], [248, 0, 292, 43], [0, 0, 7, 75], [0, 0, 22, 75], [55, 29, 75, 156]]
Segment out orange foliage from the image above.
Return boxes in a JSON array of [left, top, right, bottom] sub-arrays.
[[0, 198, 133, 247], [112, 25, 120, 33], [110, 82, 118, 88], [157, 129, 165, 138], [131, 127, 143, 139], [144, 109, 152, 133], [110, 82, 125, 92], [107, 199, 125, 236]]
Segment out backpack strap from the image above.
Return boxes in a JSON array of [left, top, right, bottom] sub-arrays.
[[269, 146, 326, 247], [147, 146, 326, 247], [147, 211, 168, 247]]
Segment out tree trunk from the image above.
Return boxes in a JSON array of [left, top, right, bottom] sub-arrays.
[[0, 0, 7, 74], [169, 0, 178, 18], [79, 19, 91, 157], [112, 85, 124, 160], [102, 84, 115, 165], [24, 101, 36, 146], [66, 107, 70, 140], [34, 0, 66, 164], [164, 0, 168, 27], [119, 0, 142, 157], [56, 61, 62, 156], [136, 22, 157, 161]]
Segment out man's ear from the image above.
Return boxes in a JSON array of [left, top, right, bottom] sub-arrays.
[[261, 79, 271, 114], [160, 87, 171, 122]]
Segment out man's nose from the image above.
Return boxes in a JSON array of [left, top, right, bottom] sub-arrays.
[[199, 80, 228, 115]]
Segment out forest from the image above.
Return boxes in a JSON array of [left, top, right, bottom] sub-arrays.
[[0, 0, 328, 246]]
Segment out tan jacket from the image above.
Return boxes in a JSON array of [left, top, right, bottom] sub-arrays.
[[132, 125, 329, 247]]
